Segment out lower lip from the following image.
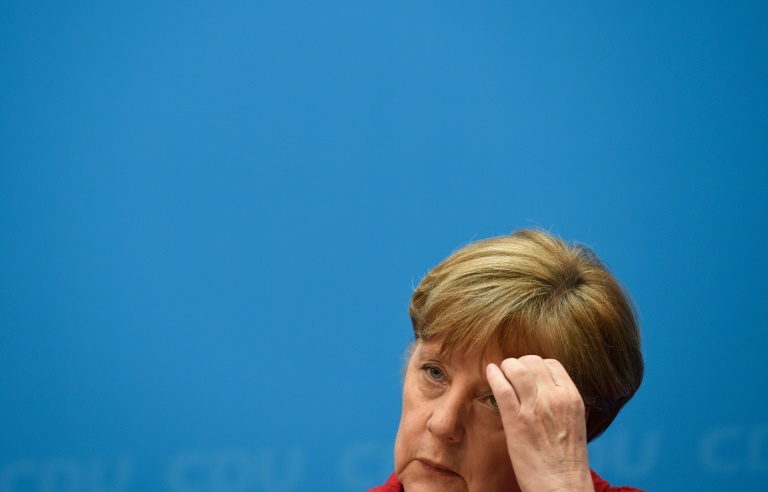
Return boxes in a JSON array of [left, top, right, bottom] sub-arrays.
[[418, 460, 460, 478]]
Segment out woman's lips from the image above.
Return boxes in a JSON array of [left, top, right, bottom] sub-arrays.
[[417, 458, 460, 478]]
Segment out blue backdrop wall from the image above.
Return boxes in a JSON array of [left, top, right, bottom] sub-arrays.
[[1, 1, 767, 491]]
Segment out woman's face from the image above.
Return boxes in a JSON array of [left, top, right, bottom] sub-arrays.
[[394, 340, 520, 492]]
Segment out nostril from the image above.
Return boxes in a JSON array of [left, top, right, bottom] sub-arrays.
[[427, 401, 465, 442]]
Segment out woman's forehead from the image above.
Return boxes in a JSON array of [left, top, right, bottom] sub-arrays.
[[415, 338, 506, 364]]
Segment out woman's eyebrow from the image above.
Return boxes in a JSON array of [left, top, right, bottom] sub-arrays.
[[419, 347, 447, 360]]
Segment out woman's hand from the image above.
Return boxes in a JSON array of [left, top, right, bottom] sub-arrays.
[[486, 356, 594, 492]]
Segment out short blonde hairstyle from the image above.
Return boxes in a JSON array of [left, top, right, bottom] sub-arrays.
[[409, 229, 643, 442]]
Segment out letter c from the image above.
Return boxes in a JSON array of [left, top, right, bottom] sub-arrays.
[[699, 426, 743, 473]]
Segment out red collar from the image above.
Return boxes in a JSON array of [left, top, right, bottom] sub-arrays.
[[367, 470, 644, 492]]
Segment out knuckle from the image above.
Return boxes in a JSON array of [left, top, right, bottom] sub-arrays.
[[495, 385, 516, 399], [570, 393, 586, 410], [500, 358, 527, 376], [515, 406, 536, 422], [564, 384, 583, 401], [554, 391, 585, 412], [519, 354, 543, 364], [544, 358, 563, 369]]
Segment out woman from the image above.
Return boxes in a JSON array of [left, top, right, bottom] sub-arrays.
[[368, 229, 645, 492]]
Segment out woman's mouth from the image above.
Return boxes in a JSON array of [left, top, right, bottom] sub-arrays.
[[417, 458, 460, 478]]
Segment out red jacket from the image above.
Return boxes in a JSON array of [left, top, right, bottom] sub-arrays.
[[367, 470, 645, 492]]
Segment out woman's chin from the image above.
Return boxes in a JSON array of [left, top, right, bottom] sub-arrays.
[[399, 461, 465, 492]]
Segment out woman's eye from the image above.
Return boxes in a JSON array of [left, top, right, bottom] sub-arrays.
[[488, 395, 498, 409], [424, 366, 444, 381]]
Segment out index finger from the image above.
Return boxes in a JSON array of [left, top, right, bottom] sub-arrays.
[[486, 362, 520, 410]]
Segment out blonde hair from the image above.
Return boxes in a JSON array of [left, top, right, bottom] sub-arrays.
[[409, 229, 643, 441]]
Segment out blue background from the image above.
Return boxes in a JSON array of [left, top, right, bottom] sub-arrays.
[[1, 1, 767, 491]]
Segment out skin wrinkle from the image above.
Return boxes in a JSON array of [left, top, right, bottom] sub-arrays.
[[395, 340, 520, 492]]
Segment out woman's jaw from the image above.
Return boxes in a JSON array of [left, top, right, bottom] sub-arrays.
[[393, 340, 520, 492]]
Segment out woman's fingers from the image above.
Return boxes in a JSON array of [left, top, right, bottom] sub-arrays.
[[487, 356, 591, 492], [486, 362, 520, 410], [543, 358, 571, 388], [500, 357, 539, 403], [490, 355, 557, 408], [487, 356, 584, 421]]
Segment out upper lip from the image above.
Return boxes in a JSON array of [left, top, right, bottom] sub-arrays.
[[418, 458, 459, 475]]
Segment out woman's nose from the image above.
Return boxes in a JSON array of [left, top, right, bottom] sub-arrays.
[[426, 393, 466, 442]]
